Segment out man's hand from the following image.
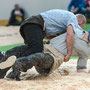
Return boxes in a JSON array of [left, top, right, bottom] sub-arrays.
[[83, 32, 89, 42], [64, 54, 71, 62], [71, 8, 78, 13]]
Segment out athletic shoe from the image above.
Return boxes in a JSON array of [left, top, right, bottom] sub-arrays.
[[0, 56, 16, 79], [0, 56, 16, 69]]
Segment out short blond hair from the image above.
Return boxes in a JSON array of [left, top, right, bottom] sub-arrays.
[[76, 14, 86, 24]]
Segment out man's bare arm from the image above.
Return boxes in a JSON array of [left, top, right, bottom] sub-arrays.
[[64, 25, 74, 62]]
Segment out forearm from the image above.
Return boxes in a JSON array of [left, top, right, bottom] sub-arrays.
[[64, 25, 74, 62], [66, 25, 74, 56], [66, 32, 74, 56]]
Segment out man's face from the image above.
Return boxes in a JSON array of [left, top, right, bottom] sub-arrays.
[[15, 5, 20, 10], [79, 23, 85, 28], [77, 16, 86, 28]]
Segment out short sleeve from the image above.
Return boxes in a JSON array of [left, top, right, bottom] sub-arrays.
[[67, 15, 78, 33]]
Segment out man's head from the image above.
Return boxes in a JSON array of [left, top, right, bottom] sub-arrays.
[[15, 4, 20, 10], [76, 14, 86, 28]]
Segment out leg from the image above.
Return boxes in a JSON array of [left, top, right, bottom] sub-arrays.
[[0, 45, 29, 79], [8, 15, 16, 25], [7, 53, 54, 80], [74, 36, 90, 72], [5, 45, 29, 57], [77, 56, 88, 73], [20, 23, 43, 56], [1, 44, 29, 62]]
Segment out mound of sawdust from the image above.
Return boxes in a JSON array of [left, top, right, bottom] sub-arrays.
[[0, 59, 89, 90]]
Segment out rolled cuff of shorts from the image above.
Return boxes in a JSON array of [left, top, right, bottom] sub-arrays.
[[77, 66, 87, 70]]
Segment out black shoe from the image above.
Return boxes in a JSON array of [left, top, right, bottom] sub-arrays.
[[0, 56, 16, 79]]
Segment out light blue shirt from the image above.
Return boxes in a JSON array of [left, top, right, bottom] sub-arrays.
[[75, 26, 85, 39], [40, 9, 79, 36]]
